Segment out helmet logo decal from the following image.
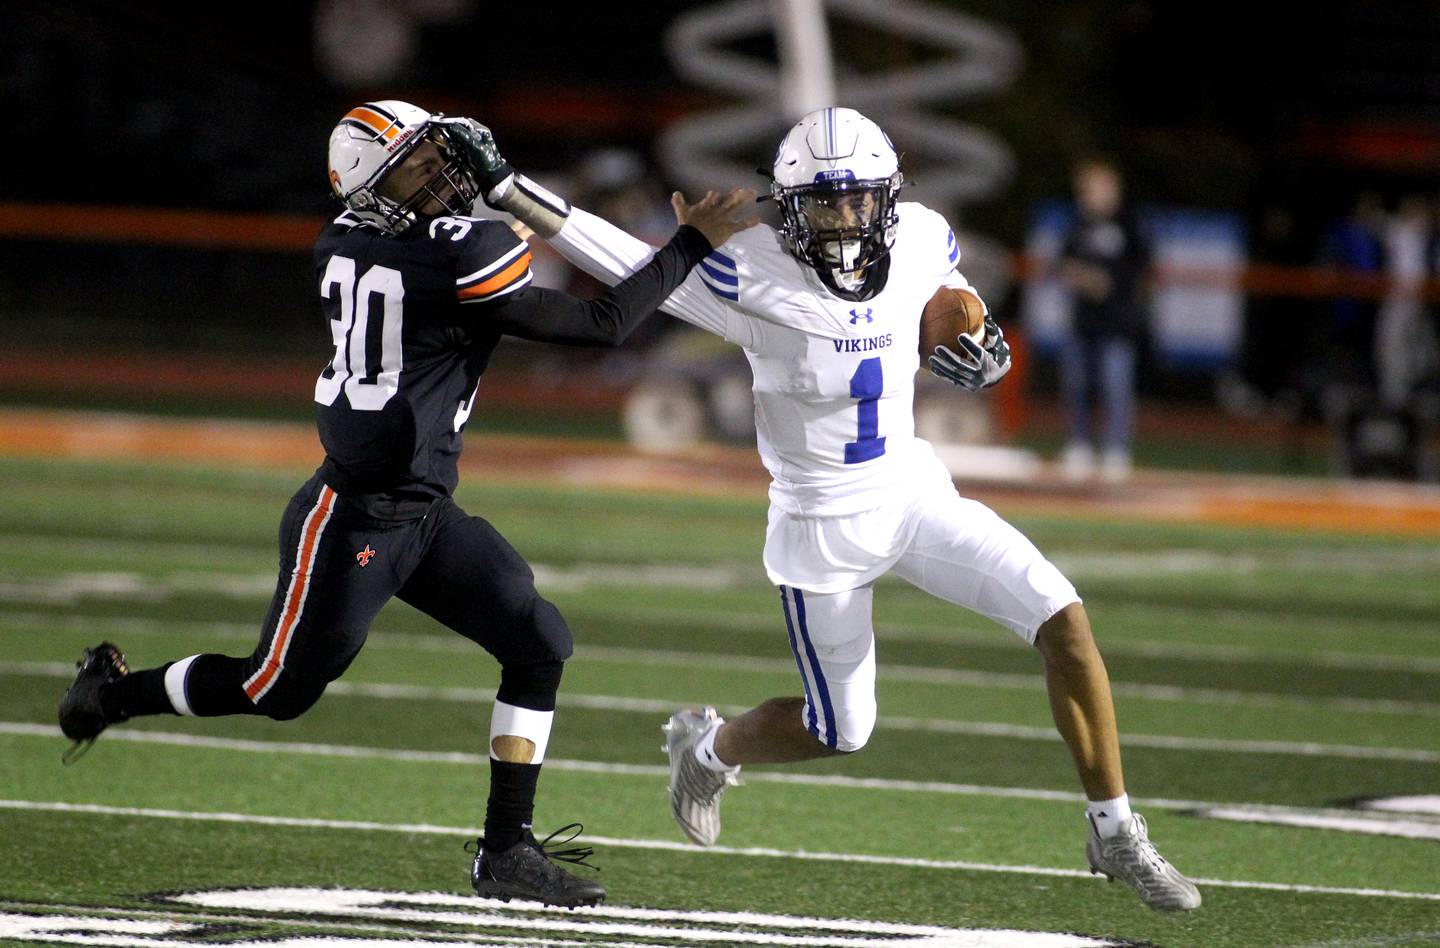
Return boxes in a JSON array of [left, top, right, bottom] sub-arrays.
[[341, 105, 403, 143], [384, 126, 417, 152], [328, 169, 342, 194], [814, 169, 854, 182]]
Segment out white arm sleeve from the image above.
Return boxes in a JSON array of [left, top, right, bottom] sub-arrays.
[[550, 207, 738, 340]]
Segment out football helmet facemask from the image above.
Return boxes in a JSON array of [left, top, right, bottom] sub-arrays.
[[771, 107, 903, 292], [327, 100, 480, 235]]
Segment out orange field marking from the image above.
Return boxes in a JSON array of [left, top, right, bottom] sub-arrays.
[[2, 408, 1439, 536]]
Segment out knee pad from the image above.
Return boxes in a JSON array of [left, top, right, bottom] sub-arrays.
[[496, 659, 564, 713], [529, 599, 574, 661], [798, 686, 876, 753], [490, 598, 573, 666], [832, 703, 876, 752], [254, 674, 327, 721], [807, 693, 876, 753]]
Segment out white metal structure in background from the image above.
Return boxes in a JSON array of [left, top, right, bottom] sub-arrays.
[[661, 0, 1021, 214], [773, 0, 836, 116]]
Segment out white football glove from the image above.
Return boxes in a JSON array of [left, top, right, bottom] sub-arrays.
[[928, 316, 1012, 390]]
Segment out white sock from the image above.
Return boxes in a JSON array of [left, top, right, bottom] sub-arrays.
[[692, 719, 739, 773], [163, 655, 200, 716], [1087, 793, 1133, 838]]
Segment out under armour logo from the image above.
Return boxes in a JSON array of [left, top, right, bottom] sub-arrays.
[[356, 545, 376, 567], [849, 308, 874, 324]]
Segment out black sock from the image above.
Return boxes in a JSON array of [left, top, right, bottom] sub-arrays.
[[103, 666, 176, 719], [182, 655, 264, 716], [484, 760, 541, 852], [104, 654, 260, 719]]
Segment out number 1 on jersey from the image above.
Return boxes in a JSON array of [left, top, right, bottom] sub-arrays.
[[844, 357, 886, 463]]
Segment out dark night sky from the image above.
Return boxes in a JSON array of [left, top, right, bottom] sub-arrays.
[[9, 0, 1440, 240]]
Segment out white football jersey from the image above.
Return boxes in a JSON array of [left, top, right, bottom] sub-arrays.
[[552, 202, 976, 516]]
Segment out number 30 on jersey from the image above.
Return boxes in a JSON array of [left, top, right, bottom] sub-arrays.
[[314, 254, 405, 411]]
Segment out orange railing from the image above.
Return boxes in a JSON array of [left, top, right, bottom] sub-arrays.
[[6, 201, 1436, 303]]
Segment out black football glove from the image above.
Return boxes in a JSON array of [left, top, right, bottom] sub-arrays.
[[928, 315, 1012, 390], [435, 117, 514, 204]]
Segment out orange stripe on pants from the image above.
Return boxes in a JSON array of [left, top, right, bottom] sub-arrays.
[[244, 485, 337, 702]]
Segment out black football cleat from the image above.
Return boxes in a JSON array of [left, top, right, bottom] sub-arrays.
[[58, 641, 130, 763], [470, 823, 605, 908]]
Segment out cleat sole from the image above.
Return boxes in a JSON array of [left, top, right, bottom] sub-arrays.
[[473, 883, 605, 909]]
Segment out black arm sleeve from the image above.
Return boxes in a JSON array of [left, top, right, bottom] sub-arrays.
[[485, 225, 713, 347]]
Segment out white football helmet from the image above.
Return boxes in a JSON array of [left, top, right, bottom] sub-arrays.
[[326, 100, 479, 234], [771, 107, 904, 293]]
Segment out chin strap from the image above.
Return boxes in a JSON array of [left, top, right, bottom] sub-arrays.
[[488, 173, 572, 239]]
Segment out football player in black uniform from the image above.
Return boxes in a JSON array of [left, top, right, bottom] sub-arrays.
[[57, 100, 758, 907]]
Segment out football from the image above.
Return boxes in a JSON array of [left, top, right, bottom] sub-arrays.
[[919, 285, 986, 361]]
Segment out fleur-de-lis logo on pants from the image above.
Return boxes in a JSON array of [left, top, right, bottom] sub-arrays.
[[356, 545, 376, 567]]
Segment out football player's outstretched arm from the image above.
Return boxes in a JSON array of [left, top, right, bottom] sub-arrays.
[[482, 190, 757, 347], [438, 117, 753, 339], [510, 187, 753, 340]]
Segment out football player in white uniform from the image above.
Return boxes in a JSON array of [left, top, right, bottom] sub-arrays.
[[452, 108, 1200, 912]]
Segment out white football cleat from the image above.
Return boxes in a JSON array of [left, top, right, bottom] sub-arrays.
[[662, 706, 739, 846], [1086, 813, 1201, 912]]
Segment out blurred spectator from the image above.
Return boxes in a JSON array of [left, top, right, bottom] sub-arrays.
[[1315, 190, 1386, 391], [563, 148, 682, 351], [575, 149, 677, 245], [1374, 193, 1439, 409], [1055, 157, 1152, 482], [1240, 206, 1313, 405], [1319, 193, 1440, 481]]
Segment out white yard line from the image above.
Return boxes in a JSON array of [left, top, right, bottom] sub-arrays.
[[1195, 807, 1440, 842], [9, 535, 1440, 577], [873, 715, 1440, 763], [0, 798, 1435, 904], [0, 903, 609, 948], [5, 552, 1440, 670], [574, 646, 1440, 717], [7, 605, 1440, 686], [5, 663, 1435, 762], [577, 604, 1440, 673], [5, 721, 1437, 826]]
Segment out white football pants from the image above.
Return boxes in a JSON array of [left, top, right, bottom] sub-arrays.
[[774, 488, 1079, 752]]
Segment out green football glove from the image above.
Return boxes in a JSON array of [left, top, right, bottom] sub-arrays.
[[435, 117, 514, 204]]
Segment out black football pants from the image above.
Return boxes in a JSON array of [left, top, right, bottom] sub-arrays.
[[223, 474, 572, 719]]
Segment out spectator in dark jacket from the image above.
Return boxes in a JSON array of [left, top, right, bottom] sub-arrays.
[[1056, 157, 1152, 482]]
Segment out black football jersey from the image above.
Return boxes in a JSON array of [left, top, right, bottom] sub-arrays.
[[311, 211, 535, 507], [309, 210, 712, 517]]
